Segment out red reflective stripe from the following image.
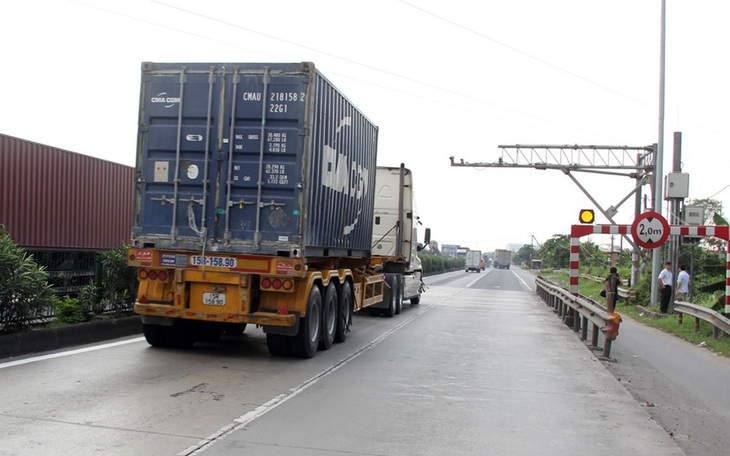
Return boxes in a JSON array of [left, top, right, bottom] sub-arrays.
[[717, 226, 730, 241], [571, 225, 593, 237]]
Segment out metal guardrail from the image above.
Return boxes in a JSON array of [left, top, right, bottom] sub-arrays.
[[674, 301, 730, 339], [581, 274, 730, 339], [535, 276, 619, 358]]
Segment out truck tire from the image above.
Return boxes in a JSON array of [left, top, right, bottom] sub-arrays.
[[319, 283, 338, 350], [194, 321, 224, 342], [165, 320, 195, 348], [223, 323, 247, 336], [292, 286, 322, 358], [394, 275, 403, 315], [266, 334, 291, 356], [382, 276, 397, 318], [335, 281, 352, 343], [143, 323, 167, 347]]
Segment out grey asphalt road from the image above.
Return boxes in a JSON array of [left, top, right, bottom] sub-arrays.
[[0, 268, 686, 456], [607, 313, 730, 456]]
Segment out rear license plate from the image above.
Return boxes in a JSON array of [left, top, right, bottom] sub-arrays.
[[203, 292, 226, 306], [190, 255, 237, 268]]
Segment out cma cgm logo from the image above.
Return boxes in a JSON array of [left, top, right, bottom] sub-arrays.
[[150, 92, 181, 108], [321, 117, 369, 200]]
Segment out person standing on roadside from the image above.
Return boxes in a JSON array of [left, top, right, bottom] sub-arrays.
[[676, 264, 690, 302], [604, 266, 620, 313], [657, 261, 673, 314]]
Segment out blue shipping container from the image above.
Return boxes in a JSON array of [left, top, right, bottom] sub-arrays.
[[133, 62, 378, 258]]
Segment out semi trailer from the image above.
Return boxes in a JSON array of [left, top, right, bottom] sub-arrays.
[[127, 62, 426, 358]]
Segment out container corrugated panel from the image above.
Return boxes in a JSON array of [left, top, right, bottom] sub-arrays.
[[0, 134, 134, 250], [134, 62, 378, 258]]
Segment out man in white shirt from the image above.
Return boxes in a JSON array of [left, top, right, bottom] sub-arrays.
[[657, 261, 673, 314], [676, 264, 690, 302]]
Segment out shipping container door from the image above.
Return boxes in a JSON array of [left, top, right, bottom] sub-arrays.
[[137, 63, 306, 253], [138, 65, 222, 247], [226, 66, 306, 249]]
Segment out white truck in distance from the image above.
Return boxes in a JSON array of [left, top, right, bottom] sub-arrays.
[[493, 249, 512, 269], [370, 164, 430, 316], [465, 250, 482, 273]]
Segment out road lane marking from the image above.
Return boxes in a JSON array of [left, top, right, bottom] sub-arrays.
[[466, 269, 492, 288], [178, 312, 431, 455], [512, 269, 532, 291], [0, 337, 146, 370], [180, 288, 466, 456]]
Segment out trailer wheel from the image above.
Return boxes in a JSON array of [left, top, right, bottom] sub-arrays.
[[319, 283, 338, 350], [394, 276, 403, 315], [266, 334, 291, 357], [223, 323, 247, 336], [335, 281, 352, 343], [194, 322, 224, 342], [142, 324, 167, 347], [292, 286, 322, 358], [383, 276, 397, 318], [165, 320, 195, 348]]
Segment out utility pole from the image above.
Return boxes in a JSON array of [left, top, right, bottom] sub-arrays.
[[667, 132, 686, 305], [650, 0, 667, 308]]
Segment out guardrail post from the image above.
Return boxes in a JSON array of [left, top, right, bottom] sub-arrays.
[[694, 317, 700, 333], [581, 316, 588, 340], [591, 323, 599, 348], [603, 339, 612, 358]]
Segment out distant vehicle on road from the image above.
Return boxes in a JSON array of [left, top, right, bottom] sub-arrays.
[[465, 250, 483, 273], [493, 249, 512, 269]]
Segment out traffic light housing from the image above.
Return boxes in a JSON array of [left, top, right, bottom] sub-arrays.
[[579, 209, 595, 224]]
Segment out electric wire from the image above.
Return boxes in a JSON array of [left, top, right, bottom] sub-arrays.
[[65, 0, 604, 139], [66, 1, 730, 169]]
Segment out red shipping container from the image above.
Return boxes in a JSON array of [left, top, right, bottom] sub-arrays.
[[0, 134, 134, 250]]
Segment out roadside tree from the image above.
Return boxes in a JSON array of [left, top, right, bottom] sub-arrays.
[[0, 226, 58, 332]]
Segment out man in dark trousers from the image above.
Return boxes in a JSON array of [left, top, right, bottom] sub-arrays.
[[604, 267, 620, 313], [657, 261, 673, 314]]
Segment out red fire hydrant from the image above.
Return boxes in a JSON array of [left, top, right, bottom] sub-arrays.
[[604, 313, 622, 341]]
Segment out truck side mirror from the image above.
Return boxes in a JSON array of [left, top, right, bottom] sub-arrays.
[[423, 228, 431, 245]]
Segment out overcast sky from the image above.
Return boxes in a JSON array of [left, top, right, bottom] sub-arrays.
[[2, 0, 728, 253]]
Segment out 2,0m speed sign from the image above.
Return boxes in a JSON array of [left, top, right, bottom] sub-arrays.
[[631, 211, 670, 249]]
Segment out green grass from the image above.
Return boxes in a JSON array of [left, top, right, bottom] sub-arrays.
[[545, 272, 730, 357]]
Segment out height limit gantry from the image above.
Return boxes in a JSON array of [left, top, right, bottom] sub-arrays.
[[450, 144, 655, 178], [450, 143, 657, 288]]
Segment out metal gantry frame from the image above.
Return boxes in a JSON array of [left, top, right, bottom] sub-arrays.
[[450, 144, 657, 285]]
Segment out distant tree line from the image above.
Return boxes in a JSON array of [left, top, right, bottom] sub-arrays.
[[420, 251, 464, 274]]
